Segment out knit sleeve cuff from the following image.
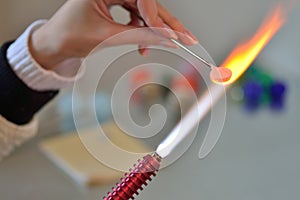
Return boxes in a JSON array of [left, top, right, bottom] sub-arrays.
[[0, 114, 38, 161], [7, 20, 85, 91]]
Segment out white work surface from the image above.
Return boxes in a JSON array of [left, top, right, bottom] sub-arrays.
[[0, 75, 299, 200]]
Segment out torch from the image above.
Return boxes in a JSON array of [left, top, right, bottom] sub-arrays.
[[103, 4, 286, 200]]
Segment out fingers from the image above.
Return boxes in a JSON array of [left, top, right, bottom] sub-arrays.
[[138, 45, 150, 57], [106, 0, 198, 48], [107, 23, 178, 48], [136, 0, 198, 45], [136, 0, 177, 39], [157, 2, 198, 45], [128, 12, 143, 26], [136, 0, 158, 26], [95, 0, 114, 21], [128, 12, 150, 56]]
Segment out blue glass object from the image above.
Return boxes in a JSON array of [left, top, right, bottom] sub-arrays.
[[270, 81, 286, 110], [243, 80, 263, 111]]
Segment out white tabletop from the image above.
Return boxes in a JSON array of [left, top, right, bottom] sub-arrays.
[[0, 76, 299, 200]]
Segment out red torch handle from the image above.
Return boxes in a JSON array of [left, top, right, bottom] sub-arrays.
[[103, 154, 161, 200]]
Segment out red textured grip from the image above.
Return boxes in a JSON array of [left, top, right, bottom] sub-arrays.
[[103, 154, 161, 200]]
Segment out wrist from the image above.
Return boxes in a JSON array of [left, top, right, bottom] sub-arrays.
[[29, 25, 66, 70], [7, 20, 85, 91]]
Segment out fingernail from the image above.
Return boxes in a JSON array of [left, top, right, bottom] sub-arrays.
[[142, 48, 150, 57], [163, 24, 178, 39], [160, 40, 179, 48], [139, 47, 150, 57], [184, 29, 198, 44]]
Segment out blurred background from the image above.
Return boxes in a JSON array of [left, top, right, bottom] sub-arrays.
[[0, 0, 300, 200]]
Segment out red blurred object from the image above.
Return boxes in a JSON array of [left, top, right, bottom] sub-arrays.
[[131, 70, 152, 87], [103, 154, 161, 200], [131, 69, 152, 104], [177, 62, 201, 93], [171, 74, 199, 93]]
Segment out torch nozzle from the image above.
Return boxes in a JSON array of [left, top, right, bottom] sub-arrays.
[[103, 153, 161, 200]]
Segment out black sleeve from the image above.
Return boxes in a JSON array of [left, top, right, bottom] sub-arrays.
[[0, 41, 58, 125]]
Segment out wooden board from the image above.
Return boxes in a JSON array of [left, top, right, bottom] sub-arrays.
[[39, 121, 151, 186]]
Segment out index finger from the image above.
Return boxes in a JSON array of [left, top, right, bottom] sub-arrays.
[[157, 2, 198, 45], [137, 0, 177, 39]]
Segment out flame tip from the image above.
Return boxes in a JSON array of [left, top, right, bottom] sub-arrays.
[[220, 4, 287, 84]]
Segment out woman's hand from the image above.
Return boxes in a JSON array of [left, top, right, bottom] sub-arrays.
[[30, 0, 198, 69]]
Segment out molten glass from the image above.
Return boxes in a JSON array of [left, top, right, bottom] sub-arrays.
[[210, 67, 232, 82]]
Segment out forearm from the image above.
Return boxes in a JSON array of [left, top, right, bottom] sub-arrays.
[[0, 41, 59, 125], [0, 21, 83, 160], [0, 41, 57, 160]]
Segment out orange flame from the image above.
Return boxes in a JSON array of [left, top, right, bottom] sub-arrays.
[[220, 5, 286, 85]]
